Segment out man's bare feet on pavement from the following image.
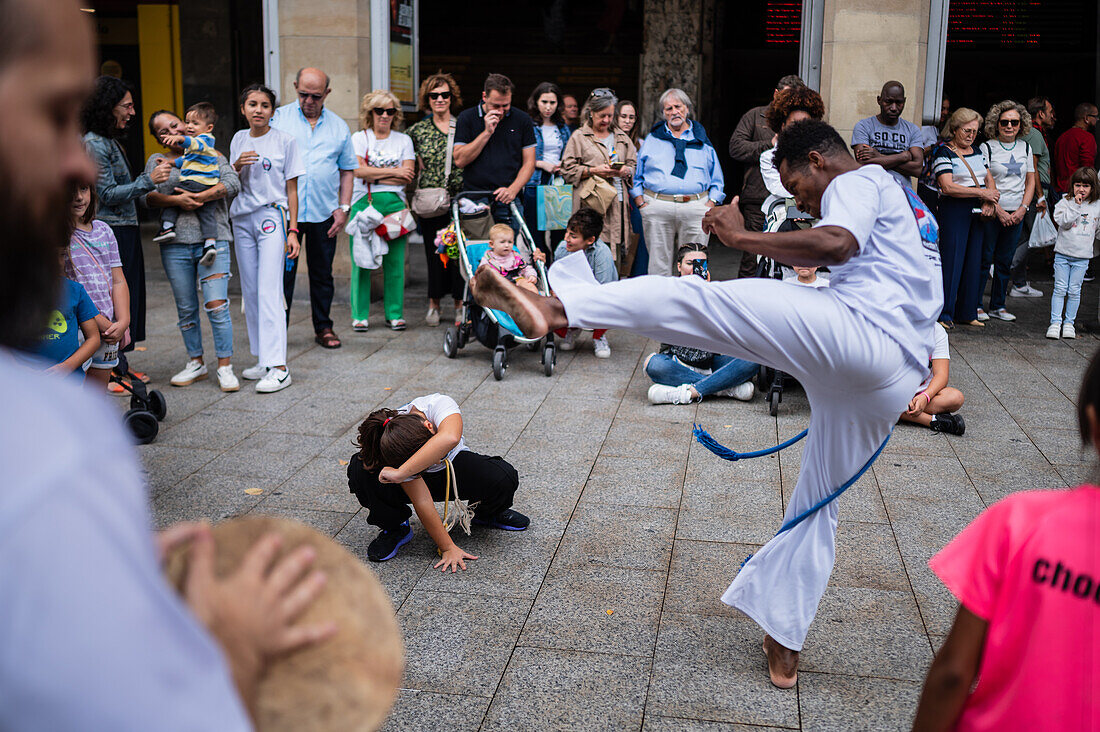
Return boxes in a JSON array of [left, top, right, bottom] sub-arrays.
[[470, 264, 566, 338], [763, 635, 799, 688]]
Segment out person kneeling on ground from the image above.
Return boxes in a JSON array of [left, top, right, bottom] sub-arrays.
[[533, 208, 617, 357], [347, 393, 529, 570], [646, 243, 758, 404], [899, 321, 965, 434]]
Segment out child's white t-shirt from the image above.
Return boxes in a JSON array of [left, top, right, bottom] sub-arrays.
[[229, 127, 305, 218], [398, 393, 468, 472], [917, 322, 950, 392], [351, 129, 415, 200]]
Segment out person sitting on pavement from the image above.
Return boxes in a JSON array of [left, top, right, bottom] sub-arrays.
[[851, 80, 924, 189], [645, 243, 757, 405], [899, 322, 965, 435]]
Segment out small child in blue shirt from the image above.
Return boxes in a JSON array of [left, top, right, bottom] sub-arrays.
[[153, 102, 222, 266], [25, 245, 103, 378]]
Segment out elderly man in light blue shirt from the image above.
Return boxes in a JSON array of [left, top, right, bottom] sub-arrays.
[[632, 88, 725, 276], [271, 67, 357, 348]]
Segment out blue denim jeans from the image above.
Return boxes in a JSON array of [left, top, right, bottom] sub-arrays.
[[160, 240, 234, 358], [1050, 252, 1089, 325], [646, 352, 758, 396]]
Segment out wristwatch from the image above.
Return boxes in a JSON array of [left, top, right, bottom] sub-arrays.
[[339, 204, 351, 213]]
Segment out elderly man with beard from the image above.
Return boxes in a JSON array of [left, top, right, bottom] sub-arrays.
[[0, 1, 333, 728]]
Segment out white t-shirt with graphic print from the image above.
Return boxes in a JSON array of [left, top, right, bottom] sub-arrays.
[[352, 129, 415, 199]]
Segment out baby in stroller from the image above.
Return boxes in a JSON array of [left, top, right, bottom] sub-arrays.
[[479, 224, 539, 293]]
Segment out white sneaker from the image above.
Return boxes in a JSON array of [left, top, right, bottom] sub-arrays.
[[593, 335, 611, 358], [717, 381, 755, 401], [1062, 323, 1077, 339], [241, 364, 268, 380], [216, 365, 240, 392], [426, 307, 440, 327], [454, 305, 466, 327], [976, 308, 989, 322], [1046, 323, 1062, 339], [648, 383, 698, 405], [1010, 283, 1044, 297], [990, 308, 1016, 321], [256, 367, 292, 393], [559, 328, 578, 351], [170, 359, 207, 386]]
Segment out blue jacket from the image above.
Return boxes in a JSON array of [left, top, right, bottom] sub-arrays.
[[526, 123, 572, 188], [84, 132, 154, 227], [553, 239, 618, 284]]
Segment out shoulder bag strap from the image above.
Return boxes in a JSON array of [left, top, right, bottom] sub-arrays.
[[951, 144, 982, 188], [444, 118, 456, 181]]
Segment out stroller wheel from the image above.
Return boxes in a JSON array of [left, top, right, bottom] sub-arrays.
[[146, 390, 167, 421], [124, 409, 159, 444], [443, 326, 459, 358], [543, 344, 555, 377], [492, 348, 506, 381], [768, 389, 781, 417], [456, 325, 468, 349]]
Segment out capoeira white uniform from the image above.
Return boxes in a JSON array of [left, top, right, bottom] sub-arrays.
[[548, 164, 942, 650], [229, 127, 305, 369]]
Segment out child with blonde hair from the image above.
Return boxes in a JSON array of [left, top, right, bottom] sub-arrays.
[[479, 223, 538, 292]]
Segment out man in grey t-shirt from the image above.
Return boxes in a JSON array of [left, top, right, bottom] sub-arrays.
[[851, 81, 924, 188]]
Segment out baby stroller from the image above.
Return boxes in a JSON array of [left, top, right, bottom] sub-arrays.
[[442, 191, 556, 381], [756, 196, 818, 416], [111, 354, 167, 444]]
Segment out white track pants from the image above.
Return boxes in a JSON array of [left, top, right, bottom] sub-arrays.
[[232, 207, 288, 369], [549, 254, 923, 650]]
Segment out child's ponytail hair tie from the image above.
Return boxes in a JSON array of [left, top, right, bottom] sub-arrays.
[[383, 417, 393, 427]]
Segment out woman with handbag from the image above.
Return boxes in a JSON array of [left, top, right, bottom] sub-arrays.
[[350, 90, 416, 332], [522, 82, 572, 260], [561, 89, 637, 275], [932, 107, 1000, 329], [409, 73, 464, 327]]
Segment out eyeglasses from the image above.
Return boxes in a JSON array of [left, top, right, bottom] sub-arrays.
[[298, 91, 324, 101], [115, 102, 135, 112], [998, 119, 1020, 127], [374, 107, 398, 116], [590, 87, 617, 99], [427, 91, 451, 101]]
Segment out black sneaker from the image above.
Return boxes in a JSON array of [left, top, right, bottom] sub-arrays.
[[367, 522, 412, 562], [930, 413, 965, 436], [199, 244, 217, 267], [473, 508, 529, 531]]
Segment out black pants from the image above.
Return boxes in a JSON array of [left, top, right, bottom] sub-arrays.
[[348, 450, 519, 531], [110, 224, 145, 349], [162, 180, 219, 240], [420, 213, 466, 302], [284, 218, 337, 332]]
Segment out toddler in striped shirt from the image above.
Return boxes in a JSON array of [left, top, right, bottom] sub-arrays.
[[154, 102, 222, 265]]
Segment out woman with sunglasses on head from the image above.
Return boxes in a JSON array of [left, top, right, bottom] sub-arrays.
[[521, 82, 572, 260], [350, 90, 416, 332], [409, 73, 466, 328], [975, 101, 1036, 325]]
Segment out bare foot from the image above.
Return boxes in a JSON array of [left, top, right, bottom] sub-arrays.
[[470, 264, 564, 338], [763, 635, 799, 689]]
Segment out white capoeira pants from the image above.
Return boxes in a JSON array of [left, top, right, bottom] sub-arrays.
[[232, 205, 289, 369], [549, 253, 923, 651]]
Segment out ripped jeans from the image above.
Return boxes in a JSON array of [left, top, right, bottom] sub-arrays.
[[160, 239, 234, 359]]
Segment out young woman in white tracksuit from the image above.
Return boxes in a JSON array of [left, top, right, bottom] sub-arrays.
[[471, 121, 944, 690], [230, 84, 305, 394]]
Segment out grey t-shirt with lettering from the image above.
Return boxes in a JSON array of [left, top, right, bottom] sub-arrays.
[[851, 116, 922, 188]]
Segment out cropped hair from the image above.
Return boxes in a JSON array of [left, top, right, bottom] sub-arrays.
[[941, 107, 981, 140], [355, 409, 433, 473], [1026, 96, 1049, 118], [773, 120, 849, 171], [983, 100, 1031, 139], [527, 82, 564, 125], [1075, 102, 1098, 122], [776, 74, 805, 91], [360, 89, 405, 132], [239, 83, 277, 108], [566, 208, 603, 241], [1078, 347, 1100, 445], [417, 71, 462, 114], [80, 76, 133, 138], [186, 101, 217, 127], [675, 242, 707, 266], [766, 86, 825, 133], [658, 88, 694, 118], [488, 223, 514, 241], [1066, 167, 1100, 204], [483, 73, 515, 96]]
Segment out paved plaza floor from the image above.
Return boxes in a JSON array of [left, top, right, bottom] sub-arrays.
[[136, 236, 1095, 731]]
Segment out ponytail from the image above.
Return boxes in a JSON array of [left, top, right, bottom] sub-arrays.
[[355, 408, 434, 472]]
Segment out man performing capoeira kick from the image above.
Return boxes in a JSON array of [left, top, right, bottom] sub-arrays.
[[471, 120, 943, 688]]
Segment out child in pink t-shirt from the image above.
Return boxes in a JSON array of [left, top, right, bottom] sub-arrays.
[[911, 351, 1100, 731]]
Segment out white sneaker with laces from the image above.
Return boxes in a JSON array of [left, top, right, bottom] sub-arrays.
[[426, 307, 440, 326], [1062, 323, 1077, 338], [1009, 283, 1044, 297], [593, 335, 611, 358], [559, 328, 578, 351], [216, 365, 240, 392], [976, 308, 989, 322], [1046, 323, 1062, 339], [990, 308, 1016, 321], [648, 383, 697, 405], [170, 359, 207, 386], [241, 364, 268, 380], [256, 367, 292, 393], [719, 381, 755, 401]]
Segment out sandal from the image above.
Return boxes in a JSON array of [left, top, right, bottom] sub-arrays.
[[314, 328, 342, 348], [386, 319, 407, 331], [938, 319, 954, 330]]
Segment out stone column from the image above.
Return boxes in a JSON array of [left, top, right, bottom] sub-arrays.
[[640, 0, 706, 128], [819, 0, 931, 143]]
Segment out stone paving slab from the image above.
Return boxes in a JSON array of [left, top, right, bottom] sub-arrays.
[[137, 237, 1096, 730]]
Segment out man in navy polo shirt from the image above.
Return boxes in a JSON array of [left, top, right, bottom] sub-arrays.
[[453, 73, 536, 233]]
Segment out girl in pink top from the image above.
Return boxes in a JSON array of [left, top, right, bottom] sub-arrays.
[[479, 224, 538, 293], [911, 351, 1100, 731]]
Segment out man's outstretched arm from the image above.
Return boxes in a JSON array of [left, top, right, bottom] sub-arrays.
[[702, 196, 858, 267]]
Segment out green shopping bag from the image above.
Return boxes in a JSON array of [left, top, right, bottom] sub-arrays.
[[536, 176, 572, 230]]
